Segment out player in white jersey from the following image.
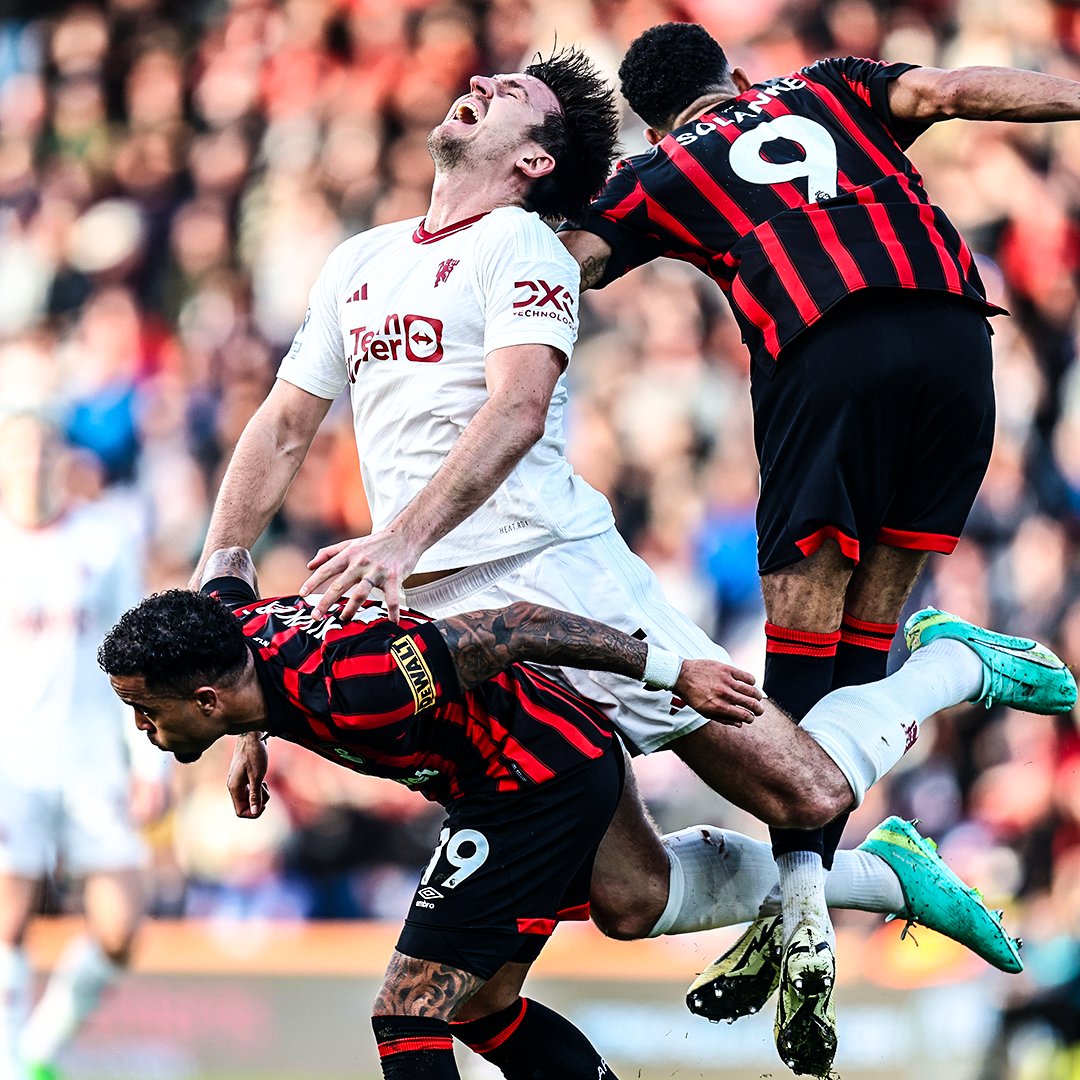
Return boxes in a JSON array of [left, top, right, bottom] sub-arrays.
[[189, 48, 1074, 1035], [0, 414, 166, 1080]]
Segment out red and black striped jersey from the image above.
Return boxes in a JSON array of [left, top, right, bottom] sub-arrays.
[[204, 577, 614, 805], [565, 57, 1005, 371]]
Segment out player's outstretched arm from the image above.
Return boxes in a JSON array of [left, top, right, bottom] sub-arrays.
[[889, 65, 1080, 125], [434, 602, 764, 725], [190, 380, 332, 588], [301, 343, 564, 623], [198, 545, 272, 817]]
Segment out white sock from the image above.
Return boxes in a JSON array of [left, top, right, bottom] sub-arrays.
[[776, 851, 834, 948], [827, 850, 905, 914], [20, 937, 121, 1066], [644, 830, 909, 937], [0, 945, 28, 1080], [647, 826, 786, 936], [801, 639, 983, 805]]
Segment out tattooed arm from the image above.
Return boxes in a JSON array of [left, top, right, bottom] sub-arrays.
[[558, 229, 612, 290], [200, 545, 259, 593], [434, 602, 764, 725]]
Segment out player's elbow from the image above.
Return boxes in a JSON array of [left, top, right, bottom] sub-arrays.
[[928, 70, 972, 119]]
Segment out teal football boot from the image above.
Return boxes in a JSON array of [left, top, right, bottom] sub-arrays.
[[859, 815, 1023, 973], [904, 607, 1076, 714]]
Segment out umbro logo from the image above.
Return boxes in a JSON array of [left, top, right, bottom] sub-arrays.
[[434, 258, 459, 287], [418, 887, 444, 901]]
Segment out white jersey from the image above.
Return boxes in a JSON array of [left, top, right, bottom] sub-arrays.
[[0, 502, 142, 786], [277, 206, 614, 573]]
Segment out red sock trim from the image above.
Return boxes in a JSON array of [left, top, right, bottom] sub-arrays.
[[452, 999, 528, 1054], [840, 613, 898, 651], [765, 623, 841, 657], [377, 1036, 455, 1058]]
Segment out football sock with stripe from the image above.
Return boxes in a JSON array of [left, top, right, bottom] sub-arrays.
[[452, 997, 617, 1079], [372, 1015, 458, 1079], [800, 638, 983, 805], [818, 615, 899, 867], [763, 622, 838, 945]]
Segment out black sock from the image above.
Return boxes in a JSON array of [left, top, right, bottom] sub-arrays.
[[451, 998, 618, 1080], [372, 1015, 458, 1079], [763, 623, 840, 861], [834, 613, 897, 688], [819, 614, 900, 868]]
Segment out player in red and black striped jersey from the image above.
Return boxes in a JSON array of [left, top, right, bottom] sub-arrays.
[[560, 21, 1080, 1075], [201, 577, 617, 805], [96, 545, 762, 1080]]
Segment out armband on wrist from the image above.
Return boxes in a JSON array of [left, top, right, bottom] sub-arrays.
[[643, 646, 683, 690]]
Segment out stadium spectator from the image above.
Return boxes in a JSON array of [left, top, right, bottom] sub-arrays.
[[0, 413, 167, 1080]]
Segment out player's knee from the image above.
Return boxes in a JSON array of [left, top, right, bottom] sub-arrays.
[[767, 786, 849, 830], [589, 891, 656, 941]]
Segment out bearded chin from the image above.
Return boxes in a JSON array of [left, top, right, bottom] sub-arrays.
[[428, 127, 468, 171]]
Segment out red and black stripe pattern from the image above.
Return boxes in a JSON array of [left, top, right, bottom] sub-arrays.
[[372, 1015, 456, 1079], [568, 56, 1004, 369], [765, 622, 841, 660], [206, 577, 613, 805], [839, 613, 898, 653]]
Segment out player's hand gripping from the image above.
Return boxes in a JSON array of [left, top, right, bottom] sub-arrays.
[[228, 732, 270, 818], [674, 659, 764, 726], [301, 529, 422, 623]]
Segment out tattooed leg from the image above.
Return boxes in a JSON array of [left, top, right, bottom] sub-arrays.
[[371, 952, 484, 1078], [373, 950, 485, 1019]]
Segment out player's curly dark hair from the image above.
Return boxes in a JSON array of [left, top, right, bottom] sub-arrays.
[[523, 46, 620, 220], [98, 589, 249, 696], [619, 23, 731, 130]]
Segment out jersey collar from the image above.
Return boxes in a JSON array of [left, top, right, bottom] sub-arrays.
[[412, 211, 491, 244]]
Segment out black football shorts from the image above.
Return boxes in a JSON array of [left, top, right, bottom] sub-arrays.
[[395, 744, 624, 979], [751, 289, 996, 574]]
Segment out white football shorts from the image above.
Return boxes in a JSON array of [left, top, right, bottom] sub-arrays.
[[406, 526, 731, 755], [0, 777, 145, 878]]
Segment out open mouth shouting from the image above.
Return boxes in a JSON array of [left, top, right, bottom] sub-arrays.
[[447, 96, 483, 126]]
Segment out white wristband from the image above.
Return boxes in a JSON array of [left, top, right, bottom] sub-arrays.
[[643, 645, 683, 690]]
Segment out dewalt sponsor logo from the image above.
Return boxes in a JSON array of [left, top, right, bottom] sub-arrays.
[[391, 636, 436, 712]]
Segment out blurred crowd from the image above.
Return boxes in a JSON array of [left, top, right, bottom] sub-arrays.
[[4, 0, 1080, 1069]]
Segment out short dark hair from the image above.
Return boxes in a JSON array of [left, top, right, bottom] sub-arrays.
[[98, 589, 249, 697], [523, 47, 620, 220], [619, 23, 731, 130]]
